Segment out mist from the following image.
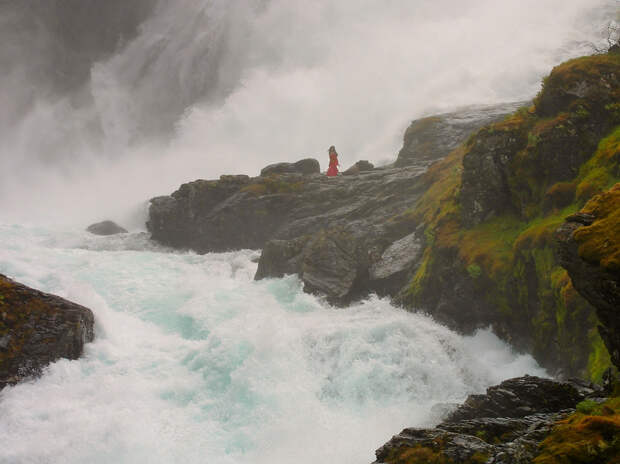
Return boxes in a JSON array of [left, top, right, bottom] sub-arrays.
[[0, 0, 615, 227]]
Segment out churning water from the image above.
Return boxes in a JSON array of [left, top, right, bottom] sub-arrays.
[[0, 226, 546, 463], [0, 1, 616, 462]]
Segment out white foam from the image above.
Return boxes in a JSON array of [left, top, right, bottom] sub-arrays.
[[0, 225, 546, 463]]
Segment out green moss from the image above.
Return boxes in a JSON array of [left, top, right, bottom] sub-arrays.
[[588, 327, 614, 382], [401, 53, 619, 379], [534, 53, 620, 111], [534, 397, 620, 464], [574, 183, 620, 271], [576, 399, 601, 415], [467, 264, 482, 279]]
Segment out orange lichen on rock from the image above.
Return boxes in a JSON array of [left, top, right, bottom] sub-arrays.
[[534, 397, 620, 464]]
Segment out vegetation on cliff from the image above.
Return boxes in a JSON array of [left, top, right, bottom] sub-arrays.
[[401, 52, 620, 379], [533, 394, 620, 463]]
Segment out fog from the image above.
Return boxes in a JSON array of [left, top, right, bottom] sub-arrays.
[[0, 0, 615, 226]]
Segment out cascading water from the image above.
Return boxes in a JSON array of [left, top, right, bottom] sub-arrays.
[[0, 1, 617, 462], [0, 226, 546, 463]]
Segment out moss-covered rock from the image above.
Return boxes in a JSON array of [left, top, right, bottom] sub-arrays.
[[0, 274, 94, 389], [402, 52, 620, 378], [557, 184, 620, 372], [375, 376, 590, 464], [533, 396, 620, 463]]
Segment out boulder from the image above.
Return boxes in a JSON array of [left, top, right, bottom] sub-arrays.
[[0, 274, 95, 389], [342, 160, 374, 175], [444, 376, 584, 422], [260, 158, 320, 177], [86, 220, 128, 235]]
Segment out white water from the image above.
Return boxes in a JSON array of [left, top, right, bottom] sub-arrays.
[[0, 226, 546, 463], [0, 2, 617, 463]]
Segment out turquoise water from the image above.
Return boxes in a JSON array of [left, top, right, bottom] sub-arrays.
[[0, 224, 546, 463]]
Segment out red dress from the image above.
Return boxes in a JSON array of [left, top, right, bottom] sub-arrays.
[[326, 152, 339, 177]]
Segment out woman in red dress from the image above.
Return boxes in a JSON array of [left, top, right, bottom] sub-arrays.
[[326, 145, 340, 177]]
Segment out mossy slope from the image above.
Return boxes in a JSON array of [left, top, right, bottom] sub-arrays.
[[400, 52, 620, 379]]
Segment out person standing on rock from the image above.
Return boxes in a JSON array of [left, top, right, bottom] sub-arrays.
[[326, 145, 340, 177]]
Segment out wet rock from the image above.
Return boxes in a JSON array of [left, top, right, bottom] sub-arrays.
[[460, 55, 619, 227], [86, 220, 128, 235], [260, 158, 320, 176], [342, 160, 374, 175], [556, 184, 620, 370], [0, 274, 95, 389], [394, 102, 527, 168], [445, 376, 583, 422], [374, 376, 584, 464], [149, 165, 428, 304]]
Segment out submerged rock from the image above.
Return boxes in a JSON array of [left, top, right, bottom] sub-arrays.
[[0, 274, 95, 389], [86, 220, 128, 235], [374, 376, 587, 464]]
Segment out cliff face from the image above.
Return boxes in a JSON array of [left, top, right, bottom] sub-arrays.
[[147, 52, 619, 378], [557, 184, 620, 370], [0, 274, 95, 389], [403, 52, 620, 378]]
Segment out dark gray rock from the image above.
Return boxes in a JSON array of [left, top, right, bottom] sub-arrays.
[[342, 160, 374, 175], [445, 376, 583, 422], [0, 274, 95, 389], [260, 158, 320, 176], [374, 376, 584, 464], [149, 164, 428, 304], [394, 102, 527, 168], [86, 220, 128, 235]]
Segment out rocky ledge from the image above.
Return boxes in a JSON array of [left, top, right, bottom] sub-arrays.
[[0, 274, 95, 389], [556, 183, 620, 370], [374, 376, 604, 464], [148, 164, 430, 304], [147, 102, 523, 304]]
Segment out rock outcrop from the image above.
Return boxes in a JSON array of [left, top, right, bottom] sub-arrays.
[[149, 164, 428, 304], [0, 274, 95, 389], [393, 102, 526, 168], [557, 184, 620, 370], [343, 160, 374, 175], [260, 158, 320, 176], [147, 53, 619, 376], [374, 376, 592, 464], [460, 55, 619, 227], [401, 52, 620, 378], [86, 220, 128, 235]]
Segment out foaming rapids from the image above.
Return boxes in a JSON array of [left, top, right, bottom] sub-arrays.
[[0, 0, 616, 225], [0, 225, 546, 464]]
